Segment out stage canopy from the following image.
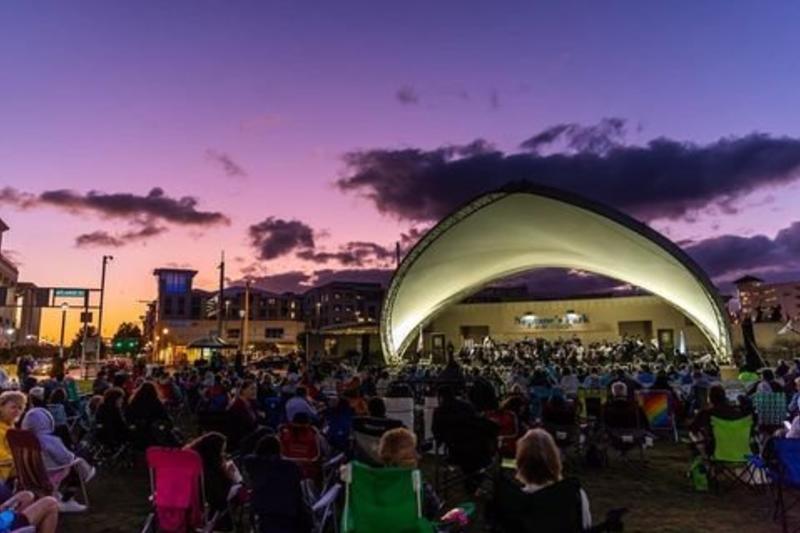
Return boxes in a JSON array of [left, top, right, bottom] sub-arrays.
[[381, 185, 731, 362]]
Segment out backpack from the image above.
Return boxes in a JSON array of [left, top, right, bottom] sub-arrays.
[[688, 456, 709, 492]]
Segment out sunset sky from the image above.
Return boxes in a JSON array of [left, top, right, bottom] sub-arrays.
[[3, 2, 800, 341]]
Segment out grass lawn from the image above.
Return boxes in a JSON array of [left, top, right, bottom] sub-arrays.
[[60, 440, 788, 532]]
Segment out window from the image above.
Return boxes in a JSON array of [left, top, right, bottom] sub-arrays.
[[268, 298, 276, 305], [227, 328, 240, 339], [265, 328, 284, 339], [333, 305, 341, 312], [162, 272, 190, 294], [177, 297, 185, 315], [290, 311, 296, 319], [163, 298, 173, 316]]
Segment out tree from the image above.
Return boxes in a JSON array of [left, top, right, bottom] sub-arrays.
[[111, 322, 144, 355], [68, 325, 98, 359]]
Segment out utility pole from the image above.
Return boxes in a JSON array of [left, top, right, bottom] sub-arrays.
[[80, 291, 89, 379], [97, 255, 113, 361], [243, 280, 250, 360], [217, 251, 225, 338]]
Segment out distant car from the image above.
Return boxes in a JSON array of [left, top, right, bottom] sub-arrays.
[[31, 362, 52, 378]]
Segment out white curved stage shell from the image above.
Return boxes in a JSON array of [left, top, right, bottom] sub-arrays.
[[381, 186, 731, 362]]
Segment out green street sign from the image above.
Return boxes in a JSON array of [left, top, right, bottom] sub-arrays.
[[54, 288, 87, 298]]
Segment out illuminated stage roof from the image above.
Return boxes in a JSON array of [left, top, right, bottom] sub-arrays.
[[381, 185, 731, 361]]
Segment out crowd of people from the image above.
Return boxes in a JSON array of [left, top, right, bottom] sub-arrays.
[[0, 334, 797, 532]]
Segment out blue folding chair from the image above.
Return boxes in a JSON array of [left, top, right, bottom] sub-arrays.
[[767, 438, 800, 533]]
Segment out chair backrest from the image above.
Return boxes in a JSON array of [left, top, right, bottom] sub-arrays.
[[636, 390, 674, 431], [752, 392, 787, 427], [146, 446, 205, 532], [485, 409, 519, 457], [5, 429, 53, 497], [341, 461, 431, 533], [711, 416, 753, 463], [771, 438, 800, 488], [383, 397, 415, 430], [490, 472, 583, 533], [279, 423, 322, 482], [578, 388, 607, 419]]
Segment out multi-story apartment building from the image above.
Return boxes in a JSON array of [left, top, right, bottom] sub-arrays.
[[735, 275, 800, 322]]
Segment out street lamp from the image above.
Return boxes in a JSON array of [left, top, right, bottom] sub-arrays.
[[238, 309, 245, 351], [59, 303, 68, 359]]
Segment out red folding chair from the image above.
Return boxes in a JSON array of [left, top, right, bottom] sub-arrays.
[[142, 447, 220, 533], [278, 423, 322, 484], [485, 409, 520, 458]]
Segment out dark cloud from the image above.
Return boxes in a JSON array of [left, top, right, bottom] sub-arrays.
[[248, 217, 315, 260], [206, 149, 247, 178], [520, 117, 626, 154], [396, 85, 420, 105], [685, 221, 800, 281], [297, 241, 394, 267], [481, 268, 633, 299], [337, 120, 800, 223], [239, 268, 392, 294], [75, 223, 167, 248], [1, 187, 229, 227]]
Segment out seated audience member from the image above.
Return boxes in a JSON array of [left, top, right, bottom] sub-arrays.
[[379, 428, 442, 520], [559, 368, 580, 398], [433, 386, 498, 491], [0, 391, 26, 481], [95, 387, 131, 448], [21, 407, 95, 512], [92, 371, 111, 396], [226, 380, 261, 451], [46, 387, 74, 449], [606, 369, 641, 400], [789, 377, 800, 417], [752, 369, 784, 394], [542, 394, 577, 427], [28, 386, 46, 409], [285, 387, 318, 425], [127, 381, 176, 447], [511, 429, 591, 530], [185, 432, 242, 530], [603, 382, 648, 431], [244, 435, 311, 533], [689, 384, 749, 450], [0, 488, 59, 533]]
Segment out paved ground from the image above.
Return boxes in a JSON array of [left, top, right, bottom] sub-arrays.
[[60, 439, 790, 533]]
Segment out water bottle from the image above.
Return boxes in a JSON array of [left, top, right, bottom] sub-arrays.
[[0, 509, 15, 533]]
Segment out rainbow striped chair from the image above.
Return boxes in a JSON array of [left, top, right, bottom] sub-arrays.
[[636, 389, 678, 442]]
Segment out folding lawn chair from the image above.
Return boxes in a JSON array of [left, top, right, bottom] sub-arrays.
[[341, 461, 472, 533], [383, 397, 415, 432], [279, 423, 323, 484], [6, 428, 90, 507], [636, 389, 678, 442], [141, 447, 222, 533], [708, 415, 757, 492], [578, 388, 607, 421], [767, 437, 800, 533], [485, 409, 520, 458]]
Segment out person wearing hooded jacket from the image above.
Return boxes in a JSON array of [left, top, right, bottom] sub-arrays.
[[21, 407, 95, 512]]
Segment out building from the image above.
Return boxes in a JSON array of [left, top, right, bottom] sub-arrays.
[[734, 275, 800, 322], [147, 268, 306, 363], [13, 282, 42, 345], [0, 220, 18, 347], [303, 281, 383, 329]]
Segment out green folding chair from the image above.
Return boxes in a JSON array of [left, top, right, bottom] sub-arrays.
[[341, 461, 434, 533], [341, 461, 474, 533], [709, 415, 756, 492]]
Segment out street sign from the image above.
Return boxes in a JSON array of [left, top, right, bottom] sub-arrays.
[[80, 312, 93, 323], [54, 288, 87, 298]]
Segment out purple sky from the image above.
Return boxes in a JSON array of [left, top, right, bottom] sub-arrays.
[[2, 1, 800, 340]]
